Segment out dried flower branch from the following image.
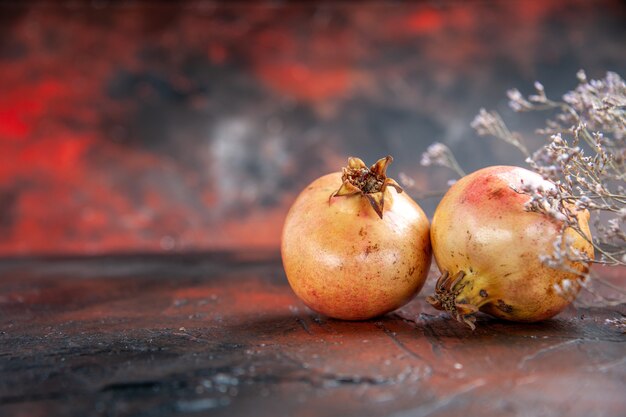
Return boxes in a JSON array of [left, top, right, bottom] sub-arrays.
[[422, 70, 626, 305], [471, 109, 530, 157], [420, 142, 466, 177], [398, 172, 449, 199]]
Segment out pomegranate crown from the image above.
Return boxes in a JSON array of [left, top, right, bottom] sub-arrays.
[[330, 155, 403, 219]]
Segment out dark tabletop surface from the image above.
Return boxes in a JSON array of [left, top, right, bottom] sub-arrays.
[[0, 254, 624, 417]]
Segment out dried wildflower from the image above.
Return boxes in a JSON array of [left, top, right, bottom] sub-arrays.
[[560, 71, 626, 139], [398, 172, 416, 188], [507, 88, 534, 112], [423, 71, 626, 305], [471, 109, 529, 157], [420, 142, 466, 177]]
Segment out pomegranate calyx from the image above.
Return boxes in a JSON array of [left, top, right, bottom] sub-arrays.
[[330, 155, 403, 219], [427, 270, 479, 330]]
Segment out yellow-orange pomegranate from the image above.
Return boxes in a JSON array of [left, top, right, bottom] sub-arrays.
[[428, 166, 594, 328], [281, 156, 431, 320]]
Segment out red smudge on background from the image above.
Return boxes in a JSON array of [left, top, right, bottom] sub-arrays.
[[0, 1, 623, 256], [405, 9, 443, 34], [255, 63, 351, 101], [0, 80, 63, 140], [0, 108, 29, 139], [208, 43, 227, 64]]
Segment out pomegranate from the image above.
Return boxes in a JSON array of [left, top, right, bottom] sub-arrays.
[[281, 156, 432, 320], [427, 166, 594, 329]]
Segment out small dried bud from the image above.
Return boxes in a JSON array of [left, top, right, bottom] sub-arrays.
[[507, 88, 533, 112], [398, 172, 415, 188], [420, 143, 449, 167]]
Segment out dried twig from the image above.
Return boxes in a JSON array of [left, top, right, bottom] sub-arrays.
[[421, 71, 625, 303]]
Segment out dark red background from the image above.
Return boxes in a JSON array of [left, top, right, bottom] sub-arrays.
[[1, 0, 625, 256]]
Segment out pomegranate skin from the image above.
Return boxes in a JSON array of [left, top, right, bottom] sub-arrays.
[[281, 172, 431, 320], [430, 166, 593, 323]]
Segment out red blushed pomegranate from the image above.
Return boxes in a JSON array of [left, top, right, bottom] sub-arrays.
[[281, 156, 432, 320], [427, 166, 594, 329]]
